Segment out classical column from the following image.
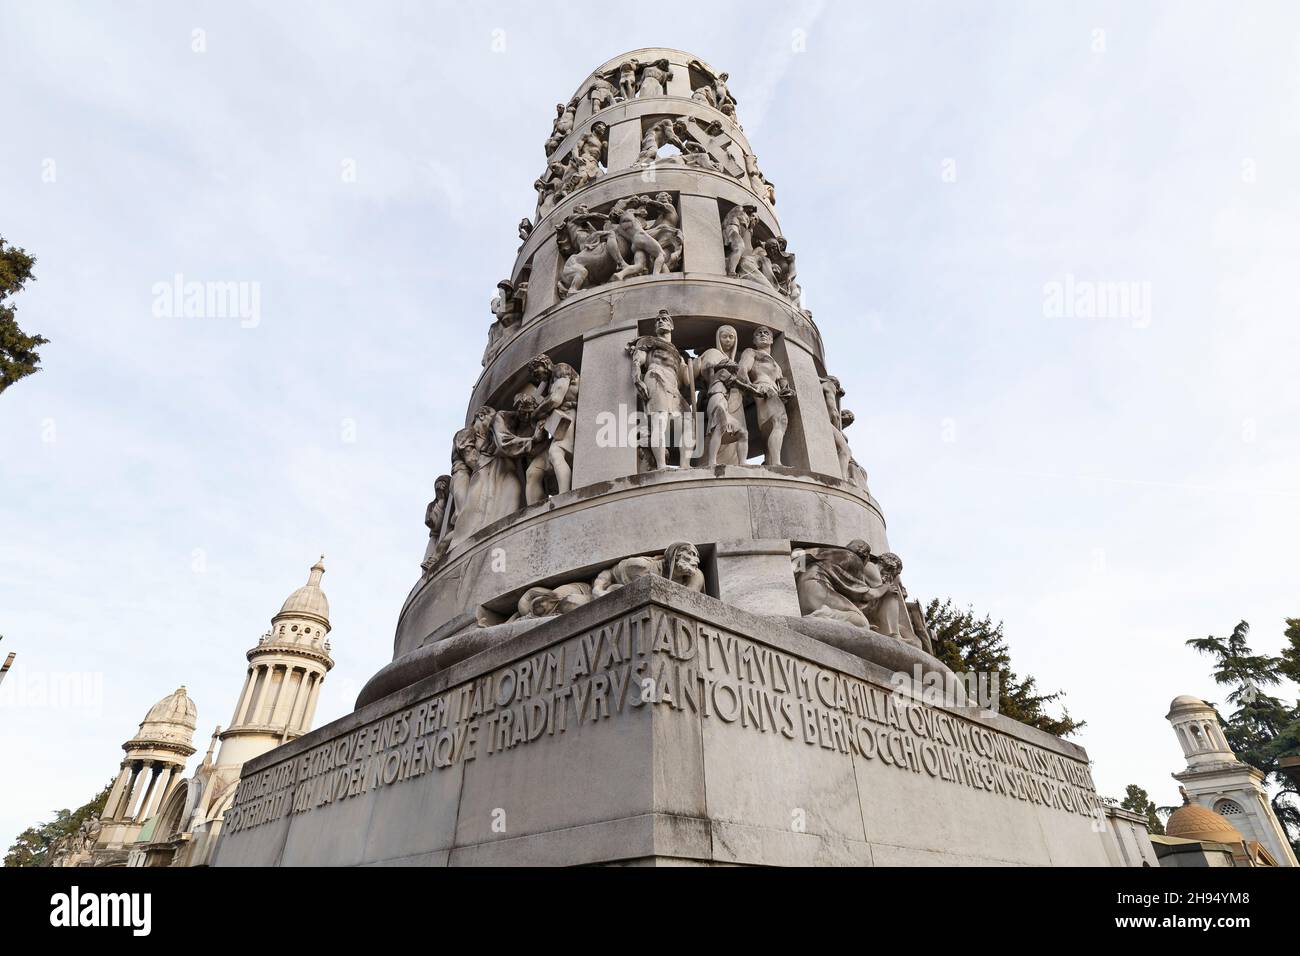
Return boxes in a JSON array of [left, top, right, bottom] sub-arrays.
[[303, 675, 324, 731], [236, 664, 265, 725], [125, 761, 154, 821], [142, 766, 173, 821], [256, 665, 283, 724], [104, 764, 132, 821], [230, 667, 255, 727], [271, 667, 300, 728], [286, 669, 313, 734]]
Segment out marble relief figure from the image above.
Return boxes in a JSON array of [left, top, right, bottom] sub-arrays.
[[636, 59, 673, 96]]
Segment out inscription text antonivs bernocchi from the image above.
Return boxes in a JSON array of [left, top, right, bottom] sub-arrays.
[[225, 609, 1101, 833]]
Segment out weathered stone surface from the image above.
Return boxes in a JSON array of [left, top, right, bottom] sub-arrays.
[[214, 578, 1112, 867]]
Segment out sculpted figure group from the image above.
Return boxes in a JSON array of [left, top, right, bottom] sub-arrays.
[[722, 205, 800, 305], [556, 194, 683, 298], [422, 354, 580, 570], [535, 122, 609, 216], [508, 541, 705, 621], [627, 310, 793, 470], [819, 374, 870, 493], [792, 540, 934, 652]]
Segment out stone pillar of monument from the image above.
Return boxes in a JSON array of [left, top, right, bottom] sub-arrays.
[[214, 50, 1120, 869]]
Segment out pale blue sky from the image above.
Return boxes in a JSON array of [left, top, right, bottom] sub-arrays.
[[2, 1, 1299, 844]]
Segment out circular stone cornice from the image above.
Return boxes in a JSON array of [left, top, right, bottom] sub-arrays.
[[246, 641, 335, 669], [409, 466, 885, 606], [577, 49, 724, 97], [120, 739, 196, 759]]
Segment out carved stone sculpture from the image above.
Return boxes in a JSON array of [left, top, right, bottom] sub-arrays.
[[483, 278, 528, 366], [586, 74, 621, 112], [721, 203, 776, 290], [513, 582, 594, 619], [738, 326, 792, 466], [556, 195, 681, 298], [553, 122, 608, 203], [520, 353, 580, 504], [792, 541, 928, 649], [838, 408, 871, 492], [517, 217, 533, 246], [763, 237, 800, 303], [617, 60, 639, 100], [544, 99, 578, 156], [637, 58, 673, 96], [627, 310, 695, 470], [592, 541, 706, 596], [820, 375, 853, 480], [743, 152, 775, 205], [693, 324, 748, 466], [452, 398, 543, 543], [635, 118, 688, 165]]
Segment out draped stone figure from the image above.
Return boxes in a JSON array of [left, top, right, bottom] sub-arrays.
[[745, 152, 776, 205], [586, 73, 621, 112], [738, 326, 792, 466], [453, 398, 543, 543], [521, 354, 580, 504], [617, 60, 639, 100], [763, 237, 801, 303], [693, 324, 749, 466], [628, 310, 695, 470], [792, 540, 893, 629], [513, 581, 595, 620], [592, 541, 706, 597], [636, 58, 673, 96]]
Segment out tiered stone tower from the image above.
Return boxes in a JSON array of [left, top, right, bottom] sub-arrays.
[[218, 556, 333, 767], [215, 51, 1118, 868]]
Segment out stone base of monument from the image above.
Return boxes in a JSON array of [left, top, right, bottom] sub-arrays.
[[212, 576, 1112, 867]]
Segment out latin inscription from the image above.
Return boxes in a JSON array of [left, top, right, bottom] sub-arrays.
[[223, 610, 1101, 834]]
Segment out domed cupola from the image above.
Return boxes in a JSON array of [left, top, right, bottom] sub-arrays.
[[129, 685, 199, 749], [273, 556, 330, 630]]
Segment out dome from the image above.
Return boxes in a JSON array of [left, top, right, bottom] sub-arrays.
[[1166, 802, 1244, 844], [142, 686, 198, 730], [127, 685, 199, 754], [274, 556, 330, 626], [1170, 694, 1209, 710]]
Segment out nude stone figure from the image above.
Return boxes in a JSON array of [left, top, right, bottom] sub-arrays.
[[627, 310, 694, 470], [738, 326, 792, 466]]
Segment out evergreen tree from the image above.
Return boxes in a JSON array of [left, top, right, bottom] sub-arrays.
[[0, 238, 48, 394], [1187, 620, 1300, 856], [3, 782, 110, 867], [924, 599, 1082, 737], [1119, 783, 1165, 835]]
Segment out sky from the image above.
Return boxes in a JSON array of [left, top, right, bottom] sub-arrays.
[[2, 1, 1299, 847]]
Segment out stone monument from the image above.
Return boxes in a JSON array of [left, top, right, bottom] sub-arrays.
[[214, 49, 1117, 866]]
